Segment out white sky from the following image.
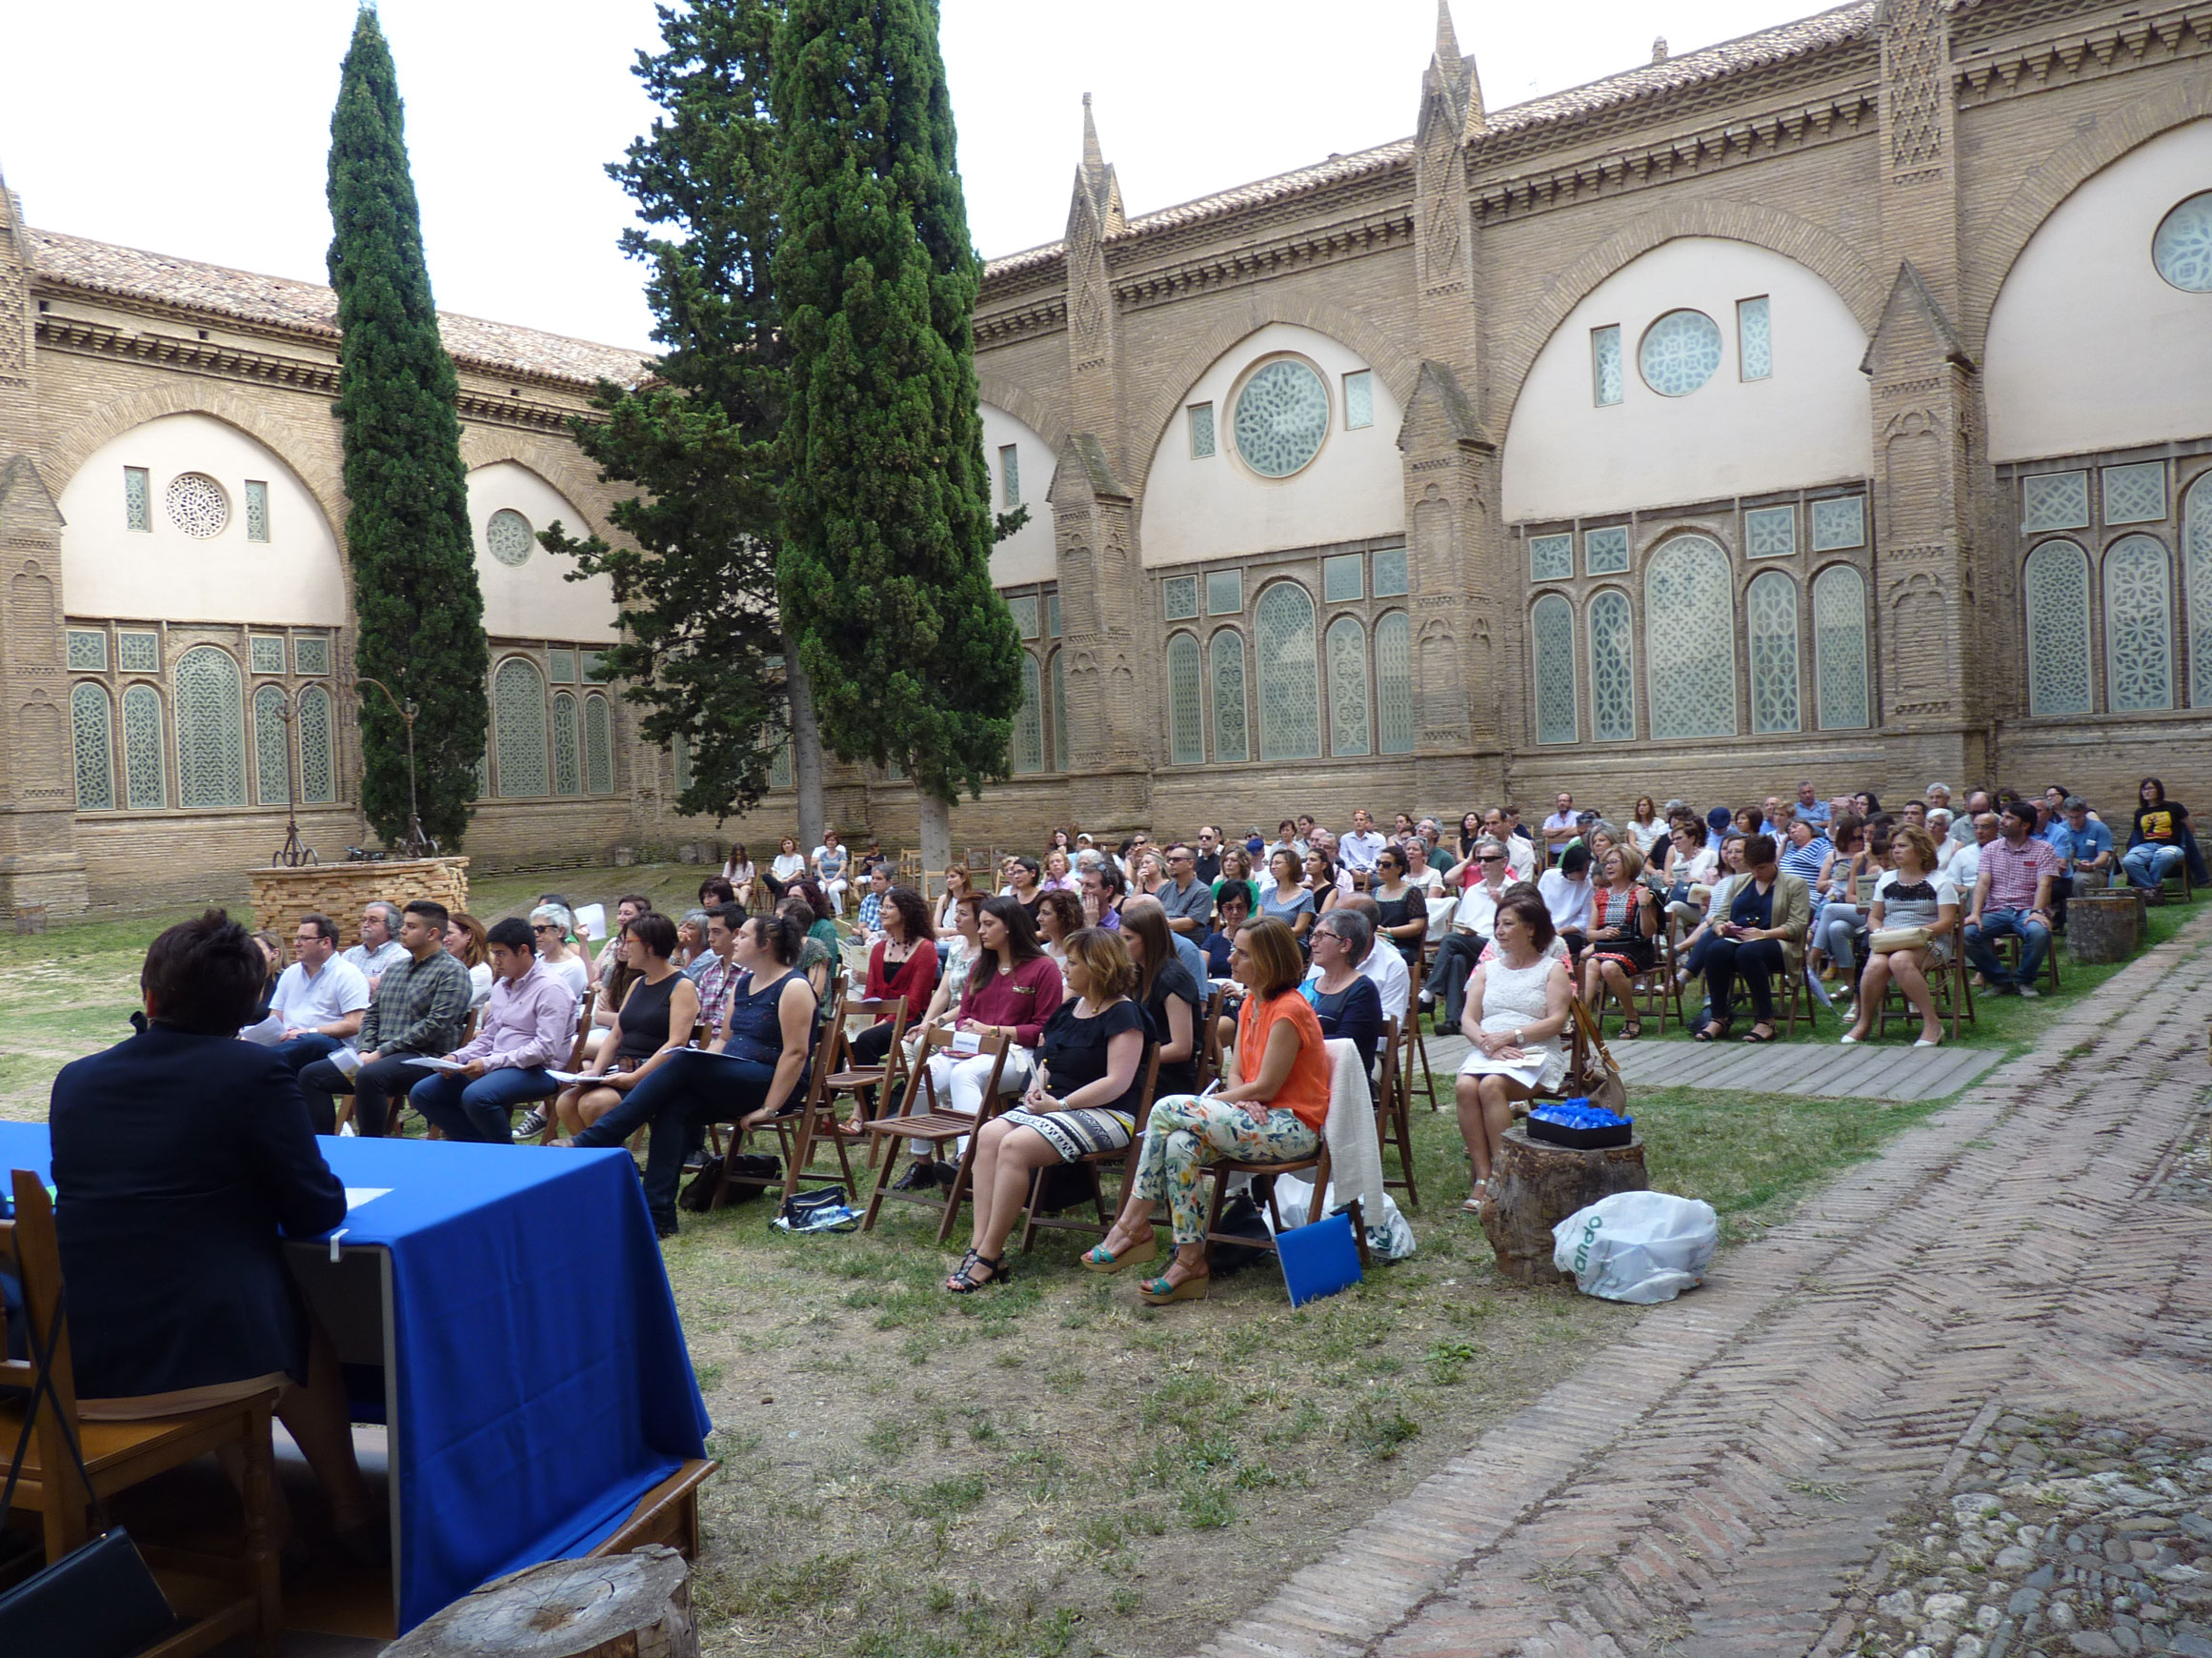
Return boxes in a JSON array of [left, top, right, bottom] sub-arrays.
[[0, 0, 1825, 354]]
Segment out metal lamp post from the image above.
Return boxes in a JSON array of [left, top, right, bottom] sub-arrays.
[[270, 692, 317, 867], [355, 677, 436, 859]]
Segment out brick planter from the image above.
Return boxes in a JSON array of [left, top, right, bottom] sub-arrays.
[[248, 857, 471, 942]]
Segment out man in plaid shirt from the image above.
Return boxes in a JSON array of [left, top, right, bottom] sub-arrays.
[[1964, 800, 2060, 997], [299, 899, 472, 1134], [692, 904, 747, 1039]]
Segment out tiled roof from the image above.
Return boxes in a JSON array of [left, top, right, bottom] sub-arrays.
[[27, 228, 652, 388], [981, 1, 1874, 283]]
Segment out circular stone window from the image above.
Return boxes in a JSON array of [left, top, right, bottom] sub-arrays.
[[486, 509, 534, 567], [165, 473, 230, 538], [2152, 192, 2212, 293], [1232, 358, 1331, 477], [1638, 310, 1724, 397]]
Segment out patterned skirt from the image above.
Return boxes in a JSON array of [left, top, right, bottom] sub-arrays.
[[998, 1105, 1135, 1163]]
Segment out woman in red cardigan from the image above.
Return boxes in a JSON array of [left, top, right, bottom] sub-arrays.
[[919, 895, 1062, 1118], [847, 886, 939, 1072]]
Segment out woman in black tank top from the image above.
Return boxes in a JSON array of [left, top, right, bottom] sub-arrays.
[[554, 913, 699, 1136]]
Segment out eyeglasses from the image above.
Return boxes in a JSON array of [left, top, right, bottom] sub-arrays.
[[532, 923, 559, 933], [1478, 854, 1505, 863]]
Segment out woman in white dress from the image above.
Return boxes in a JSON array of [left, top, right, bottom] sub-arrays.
[[1840, 823, 1958, 1049], [1454, 890, 1574, 1211]]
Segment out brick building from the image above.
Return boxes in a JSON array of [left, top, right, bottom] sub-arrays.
[[3, 0, 2210, 913]]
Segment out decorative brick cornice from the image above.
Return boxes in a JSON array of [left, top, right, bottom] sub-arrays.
[[975, 296, 1066, 348], [1952, 1, 2212, 107], [1110, 210, 1415, 312]]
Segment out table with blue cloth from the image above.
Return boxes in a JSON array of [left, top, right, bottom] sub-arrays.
[[0, 1122, 712, 1636]]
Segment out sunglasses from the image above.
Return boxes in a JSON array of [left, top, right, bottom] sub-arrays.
[[1478, 854, 1506, 863]]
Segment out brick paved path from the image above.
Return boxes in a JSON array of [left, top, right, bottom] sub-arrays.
[[1199, 911, 2212, 1658]]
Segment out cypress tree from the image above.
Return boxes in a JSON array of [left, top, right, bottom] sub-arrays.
[[325, 7, 488, 849], [773, 0, 1021, 865]]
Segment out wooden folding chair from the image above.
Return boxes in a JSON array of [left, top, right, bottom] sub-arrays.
[[1195, 982, 1231, 1092], [787, 997, 913, 1200], [0, 1169, 281, 1658], [1198, 1129, 1336, 1268], [1372, 1016, 1418, 1205], [1874, 947, 1977, 1039], [859, 1026, 1012, 1241], [1017, 1046, 1161, 1253], [1991, 930, 2061, 994]]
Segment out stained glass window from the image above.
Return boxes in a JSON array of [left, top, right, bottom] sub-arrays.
[[120, 632, 160, 673], [1323, 554, 1363, 603], [2023, 540, 2093, 717], [253, 683, 290, 804], [1167, 634, 1204, 764], [2022, 472, 2090, 533], [2103, 534, 2172, 712], [1163, 576, 1198, 621], [1343, 371, 1374, 430], [584, 695, 614, 794], [1639, 310, 1722, 397], [1211, 632, 1249, 761], [671, 732, 691, 798], [1007, 594, 1040, 639], [1531, 594, 1577, 745], [769, 736, 794, 790], [174, 646, 246, 807], [1207, 570, 1242, 616], [2151, 191, 2212, 292], [549, 647, 577, 684], [2186, 472, 2212, 707], [124, 467, 151, 533], [67, 630, 106, 671], [1588, 590, 1635, 741], [1326, 616, 1370, 756], [1189, 403, 1216, 459], [245, 480, 270, 543], [292, 636, 329, 676], [1047, 593, 1061, 638], [1644, 535, 1737, 738], [1373, 546, 1409, 597], [298, 685, 335, 803], [1738, 296, 1772, 380], [1746, 505, 1796, 558], [166, 474, 229, 538], [2101, 463, 2165, 527], [1376, 612, 1414, 754], [582, 651, 606, 681], [71, 683, 113, 811], [1584, 525, 1630, 576], [1012, 655, 1045, 774], [493, 657, 551, 797], [1812, 565, 1870, 730], [121, 685, 165, 809], [1747, 570, 1802, 734], [250, 634, 287, 676], [1256, 584, 1321, 759], [998, 444, 1019, 508], [552, 692, 581, 795], [1233, 360, 1330, 477], [1529, 534, 1574, 582], [1591, 326, 1622, 407], [1050, 651, 1068, 770], [487, 509, 534, 567], [1810, 496, 1865, 552]]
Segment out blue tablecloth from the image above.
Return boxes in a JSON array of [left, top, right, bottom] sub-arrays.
[[0, 1122, 711, 1633]]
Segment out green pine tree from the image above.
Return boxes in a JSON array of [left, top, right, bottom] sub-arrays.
[[325, 7, 488, 849], [772, 0, 1021, 860]]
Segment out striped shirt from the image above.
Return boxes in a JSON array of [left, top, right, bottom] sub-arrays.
[[1779, 834, 1833, 888]]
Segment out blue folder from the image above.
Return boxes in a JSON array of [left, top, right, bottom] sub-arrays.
[[1276, 1208, 1363, 1306]]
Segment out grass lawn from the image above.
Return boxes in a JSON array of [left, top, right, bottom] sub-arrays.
[[0, 861, 2156, 1657]]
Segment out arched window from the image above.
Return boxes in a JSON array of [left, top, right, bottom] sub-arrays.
[[2023, 540, 2094, 716], [174, 646, 246, 808], [670, 733, 691, 797], [1166, 634, 1204, 764], [70, 682, 113, 811], [583, 695, 614, 794], [1587, 590, 1635, 741], [2188, 472, 2212, 706], [493, 657, 551, 797], [1325, 615, 1370, 756], [1211, 631, 1249, 761], [1746, 570, 1801, 734], [1643, 536, 1736, 738], [769, 736, 794, 790], [1811, 565, 1870, 729], [1255, 583, 1320, 760], [122, 684, 167, 810], [298, 684, 336, 803], [253, 683, 291, 804], [2103, 534, 2173, 712], [1375, 612, 1415, 754], [1049, 651, 1069, 772], [552, 692, 581, 795], [1012, 655, 1045, 774], [1531, 594, 1577, 744]]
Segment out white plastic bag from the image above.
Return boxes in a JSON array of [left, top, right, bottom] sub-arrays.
[[1552, 1190, 1717, 1304], [1269, 1173, 1417, 1261]]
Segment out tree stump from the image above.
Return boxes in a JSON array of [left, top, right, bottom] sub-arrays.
[[382, 1547, 695, 1658], [2066, 889, 2142, 965], [1478, 1124, 1648, 1284]]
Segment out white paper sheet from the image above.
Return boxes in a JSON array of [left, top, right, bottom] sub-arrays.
[[343, 1187, 391, 1210]]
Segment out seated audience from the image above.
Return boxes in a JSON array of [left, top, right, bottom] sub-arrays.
[[299, 900, 472, 1137], [1317, 894, 1411, 1025], [1212, 844, 1261, 916], [813, 829, 853, 916], [1006, 855, 1047, 924], [1302, 848, 1346, 917], [342, 900, 409, 989], [1200, 884, 1251, 978], [1081, 858, 1128, 932], [768, 836, 808, 901], [1538, 842, 1596, 960], [1659, 816, 1720, 933], [1040, 848, 1077, 893], [855, 863, 893, 940], [2123, 776, 2200, 892], [587, 895, 655, 1051], [935, 863, 976, 935], [1676, 831, 1750, 991], [1338, 807, 1386, 883], [1122, 903, 1201, 1097], [2049, 795, 2115, 920], [1036, 887, 1085, 964], [1579, 844, 1659, 1037], [410, 918, 575, 1142], [847, 885, 941, 1074], [1624, 796, 1667, 857], [1370, 843, 1429, 971], [1303, 909, 1384, 1074], [1157, 842, 1215, 938], [720, 845, 756, 909], [1193, 825, 1224, 885], [697, 875, 737, 911], [1087, 918, 1331, 1304], [529, 904, 593, 1005], [1422, 837, 1514, 1031], [1807, 813, 1869, 993], [263, 912, 371, 1076], [242, 931, 285, 1039], [1949, 808, 1998, 896], [444, 911, 493, 1010], [1260, 847, 1316, 938], [1965, 801, 2059, 996], [552, 912, 700, 1134], [676, 909, 714, 980], [1455, 890, 1574, 1209], [1690, 834, 1808, 1043], [1541, 792, 1580, 863], [1841, 823, 1958, 1048]]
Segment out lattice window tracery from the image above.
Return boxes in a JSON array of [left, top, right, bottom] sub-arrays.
[[292, 637, 328, 676], [487, 509, 534, 567], [253, 684, 290, 804], [2101, 463, 2166, 527], [123, 685, 166, 809], [1376, 612, 1414, 755], [1747, 570, 1802, 734], [1639, 311, 1722, 397], [1233, 360, 1330, 477], [1163, 576, 1197, 620], [2152, 192, 2212, 292], [2187, 473, 2212, 708], [1012, 655, 1045, 774], [1812, 565, 1870, 730], [1323, 554, 1363, 603], [67, 630, 107, 671], [298, 685, 335, 803], [174, 646, 246, 808], [1584, 526, 1630, 576], [1529, 534, 1574, 581], [1373, 547, 1409, 596], [1587, 590, 1635, 741], [1255, 584, 1321, 759], [1746, 506, 1796, 558], [2103, 535, 2173, 713], [2022, 472, 2089, 533], [2023, 540, 2093, 717], [1211, 632, 1249, 761], [119, 632, 160, 674], [250, 635, 287, 676], [552, 692, 582, 795], [493, 657, 551, 797], [1326, 616, 1370, 756], [1188, 404, 1216, 459], [1738, 296, 1772, 380], [584, 695, 614, 794], [245, 480, 270, 543], [1810, 496, 1865, 551], [165, 474, 229, 538], [123, 467, 151, 533], [1343, 372, 1374, 430], [1050, 651, 1068, 770], [1643, 536, 1737, 738], [1531, 595, 1577, 745], [1591, 326, 1622, 406], [71, 683, 113, 811], [1167, 635, 1204, 764]]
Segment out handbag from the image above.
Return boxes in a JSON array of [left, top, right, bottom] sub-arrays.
[[1567, 1000, 1630, 1120], [0, 1287, 178, 1658], [1868, 926, 1932, 954], [774, 1185, 858, 1234]]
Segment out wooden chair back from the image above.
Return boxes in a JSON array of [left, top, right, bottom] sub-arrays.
[[0, 1170, 88, 1536], [1372, 1017, 1418, 1203], [862, 1024, 1014, 1240], [1196, 982, 1231, 1092]]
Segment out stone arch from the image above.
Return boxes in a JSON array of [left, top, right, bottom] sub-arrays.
[[1967, 84, 2212, 344], [458, 431, 610, 542], [976, 376, 1069, 457], [1495, 198, 1886, 423]]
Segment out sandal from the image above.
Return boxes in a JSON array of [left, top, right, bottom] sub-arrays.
[[1739, 1023, 1778, 1043], [1694, 1019, 1732, 1042], [943, 1247, 979, 1291], [948, 1253, 1009, 1294], [1081, 1234, 1158, 1274], [1620, 1021, 1643, 1041], [1461, 1179, 1488, 1213], [1137, 1267, 1210, 1304]]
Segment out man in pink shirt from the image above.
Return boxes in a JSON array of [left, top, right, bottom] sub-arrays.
[[1964, 800, 2059, 997], [409, 918, 578, 1141]]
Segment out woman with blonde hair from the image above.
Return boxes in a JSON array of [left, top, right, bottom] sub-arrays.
[[1840, 822, 1957, 1049], [445, 911, 493, 1009], [1577, 844, 1659, 1038]]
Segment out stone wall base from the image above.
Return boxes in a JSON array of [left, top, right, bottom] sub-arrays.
[[248, 857, 471, 943]]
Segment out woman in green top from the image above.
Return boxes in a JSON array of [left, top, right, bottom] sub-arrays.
[[1212, 844, 1261, 916]]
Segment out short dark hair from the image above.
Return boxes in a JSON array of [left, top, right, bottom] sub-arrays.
[[697, 876, 736, 906], [2000, 799, 2038, 832], [404, 899, 450, 930], [1559, 843, 1592, 877], [486, 917, 535, 954], [619, 893, 654, 915], [1216, 884, 1252, 916], [297, 912, 339, 943], [628, 911, 679, 959], [1742, 833, 1779, 866], [708, 902, 746, 931], [143, 909, 267, 1034]]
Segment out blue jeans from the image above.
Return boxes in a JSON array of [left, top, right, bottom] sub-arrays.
[[573, 1050, 789, 1228], [271, 1032, 344, 1075], [410, 1065, 559, 1143], [1965, 908, 2049, 989], [2122, 843, 2184, 889]]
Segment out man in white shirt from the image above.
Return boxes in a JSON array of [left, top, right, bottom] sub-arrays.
[[1538, 843, 1596, 957], [1541, 794, 1579, 864], [1422, 838, 1514, 1031], [1462, 808, 1536, 882], [1948, 810, 1998, 895], [266, 912, 372, 1075], [1337, 809, 1387, 882], [341, 901, 410, 990], [1304, 895, 1409, 1024]]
